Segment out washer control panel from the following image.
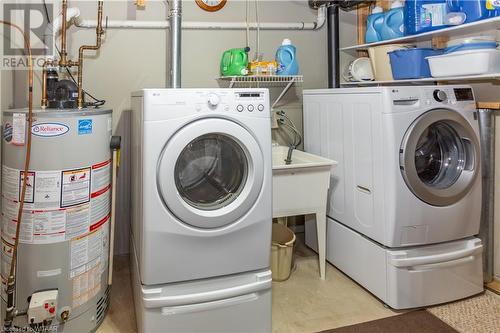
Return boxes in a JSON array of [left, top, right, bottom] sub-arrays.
[[390, 86, 475, 110], [433, 89, 448, 102]]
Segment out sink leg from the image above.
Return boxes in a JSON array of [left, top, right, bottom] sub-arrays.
[[277, 217, 288, 226], [316, 211, 326, 280]]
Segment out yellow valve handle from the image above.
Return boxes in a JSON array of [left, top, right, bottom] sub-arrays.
[[135, 0, 146, 7], [116, 149, 121, 168]]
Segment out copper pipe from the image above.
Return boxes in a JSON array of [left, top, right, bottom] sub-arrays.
[[41, 61, 48, 108], [41, 59, 55, 108], [59, 0, 68, 67], [77, 1, 104, 109], [0, 19, 34, 328]]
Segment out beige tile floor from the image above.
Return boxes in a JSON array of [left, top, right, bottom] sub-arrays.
[[97, 235, 498, 333], [271, 236, 399, 333]]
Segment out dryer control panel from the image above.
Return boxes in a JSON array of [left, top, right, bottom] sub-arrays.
[[234, 91, 267, 114], [193, 89, 269, 117], [138, 88, 270, 120]]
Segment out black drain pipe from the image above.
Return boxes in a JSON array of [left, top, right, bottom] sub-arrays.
[[327, 3, 340, 88]]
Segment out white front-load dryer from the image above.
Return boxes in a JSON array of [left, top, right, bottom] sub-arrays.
[[131, 89, 272, 285]]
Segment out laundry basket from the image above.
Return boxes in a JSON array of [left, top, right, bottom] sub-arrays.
[[271, 223, 296, 281]]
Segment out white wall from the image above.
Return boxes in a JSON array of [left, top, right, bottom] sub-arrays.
[[0, 1, 14, 110]]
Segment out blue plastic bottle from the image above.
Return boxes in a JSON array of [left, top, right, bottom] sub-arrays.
[[365, 6, 385, 43], [276, 39, 298, 76], [380, 1, 405, 40], [405, 0, 452, 35]]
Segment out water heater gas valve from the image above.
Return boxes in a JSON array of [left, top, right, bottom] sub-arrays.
[[28, 290, 58, 325]]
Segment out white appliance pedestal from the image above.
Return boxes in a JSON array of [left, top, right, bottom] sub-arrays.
[[306, 218, 484, 309], [131, 244, 272, 333]]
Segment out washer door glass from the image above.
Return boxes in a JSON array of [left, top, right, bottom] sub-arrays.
[[415, 121, 465, 189], [400, 109, 479, 206], [157, 118, 264, 229], [175, 134, 248, 211]]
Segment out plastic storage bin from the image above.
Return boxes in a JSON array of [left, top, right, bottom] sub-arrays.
[[389, 48, 444, 79], [444, 41, 498, 52], [427, 49, 500, 77], [271, 223, 296, 281], [368, 44, 414, 81]]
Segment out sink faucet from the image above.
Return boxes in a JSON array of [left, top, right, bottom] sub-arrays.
[[275, 110, 302, 165], [285, 145, 296, 165]]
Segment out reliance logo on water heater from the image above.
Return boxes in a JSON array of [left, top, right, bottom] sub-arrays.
[[31, 123, 69, 137]]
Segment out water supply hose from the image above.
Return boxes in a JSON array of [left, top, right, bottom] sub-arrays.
[[0, 20, 34, 329]]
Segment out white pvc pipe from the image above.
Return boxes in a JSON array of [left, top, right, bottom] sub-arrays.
[[44, 7, 81, 58], [75, 5, 326, 31], [54, 7, 81, 35]]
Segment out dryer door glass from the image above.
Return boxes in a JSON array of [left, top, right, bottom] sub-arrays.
[[175, 134, 248, 211], [157, 117, 265, 229], [400, 109, 479, 207]]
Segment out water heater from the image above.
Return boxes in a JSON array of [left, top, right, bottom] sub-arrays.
[[1, 108, 112, 331]]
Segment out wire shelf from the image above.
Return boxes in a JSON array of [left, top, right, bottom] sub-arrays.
[[217, 75, 303, 87], [217, 75, 303, 108]]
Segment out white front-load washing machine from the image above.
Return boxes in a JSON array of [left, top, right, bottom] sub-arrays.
[[303, 86, 483, 309], [130, 89, 272, 332]]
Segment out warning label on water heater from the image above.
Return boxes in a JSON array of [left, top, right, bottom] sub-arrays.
[[70, 221, 109, 308], [0, 160, 112, 245], [61, 167, 91, 208]]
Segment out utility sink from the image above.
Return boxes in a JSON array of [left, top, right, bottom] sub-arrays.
[[272, 145, 336, 171], [272, 145, 337, 279], [272, 145, 337, 218]]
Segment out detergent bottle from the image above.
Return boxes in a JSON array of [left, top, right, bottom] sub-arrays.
[[365, 6, 385, 43], [405, 0, 452, 35], [276, 39, 299, 76], [380, 1, 405, 40], [220, 47, 250, 76]]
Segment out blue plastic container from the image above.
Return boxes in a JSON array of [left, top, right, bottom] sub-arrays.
[[388, 48, 444, 79], [380, 1, 405, 40], [444, 41, 498, 53], [405, 0, 452, 35], [365, 6, 385, 43], [458, 0, 500, 23], [276, 39, 299, 76]]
